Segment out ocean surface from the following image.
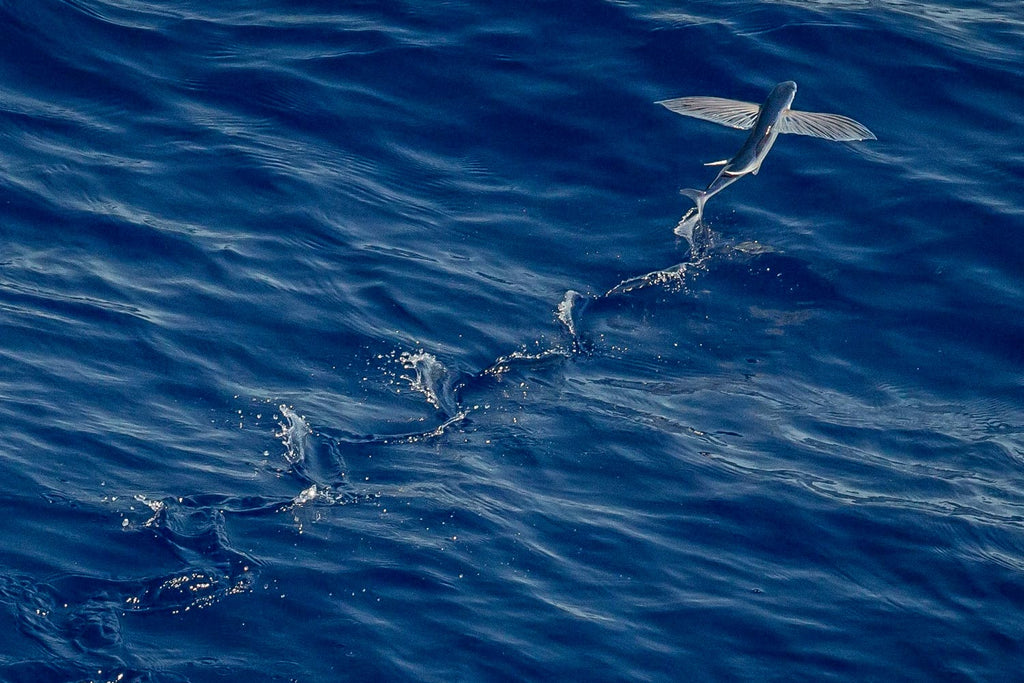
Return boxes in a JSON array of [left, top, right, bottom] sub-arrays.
[[1, 0, 1022, 680]]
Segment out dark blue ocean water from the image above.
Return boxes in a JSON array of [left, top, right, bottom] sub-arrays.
[[1, 0, 1022, 680]]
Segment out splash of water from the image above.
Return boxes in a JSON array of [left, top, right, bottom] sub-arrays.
[[605, 259, 703, 297], [557, 289, 585, 339], [278, 405, 312, 466], [400, 350, 458, 416]]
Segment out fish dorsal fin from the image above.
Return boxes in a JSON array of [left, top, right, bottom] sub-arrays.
[[656, 96, 761, 130], [703, 159, 729, 166], [778, 109, 877, 141]]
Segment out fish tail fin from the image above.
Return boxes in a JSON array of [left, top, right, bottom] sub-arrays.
[[676, 188, 706, 238], [679, 188, 706, 214]]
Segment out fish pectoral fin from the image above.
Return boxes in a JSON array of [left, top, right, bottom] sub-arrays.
[[703, 159, 730, 167], [778, 109, 877, 141], [655, 96, 761, 130]]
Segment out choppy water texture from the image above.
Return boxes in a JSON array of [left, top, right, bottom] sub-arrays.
[[1, 0, 1023, 680]]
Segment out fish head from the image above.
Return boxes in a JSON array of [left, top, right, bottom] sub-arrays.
[[771, 81, 798, 108]]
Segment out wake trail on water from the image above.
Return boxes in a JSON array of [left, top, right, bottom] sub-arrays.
[[76, 214, 751, 624], [291, 214, 729, 448]]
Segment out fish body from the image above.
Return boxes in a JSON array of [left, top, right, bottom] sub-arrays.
[[657, 81, 874, 233], [723, 80, 797, 174]]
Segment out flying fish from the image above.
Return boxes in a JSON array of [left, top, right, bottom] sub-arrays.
[[657, 81, 875, 233]]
